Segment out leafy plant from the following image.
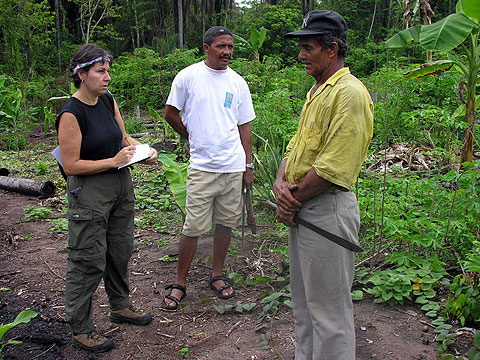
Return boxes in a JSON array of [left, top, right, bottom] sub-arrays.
[[124, 114, 146, 135], [385, 0, 480, 163], [0, 310, 38, 356], [445, 273, 480, 326], [234, 27, 268, 61], [156, 151, 188, 217], [0, 76, 34, 151], [50, 218, 68, 233], [147, 105, 171, 139], [35, 162, 48, 175], [358, 253, 447, 304], [213, 301, 257, 314], [158, 255, 177, 262], [177, 347, 189, 357], [439, 330, 480, 360], [22, 205, 53, 221], [252, 131, 287, 202]]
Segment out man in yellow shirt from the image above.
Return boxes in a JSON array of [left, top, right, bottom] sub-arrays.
[[274, 10, 373, 360]]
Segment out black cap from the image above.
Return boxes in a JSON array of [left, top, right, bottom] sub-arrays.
[[204, 26, 233, 44], [285, 10, 347, 41]]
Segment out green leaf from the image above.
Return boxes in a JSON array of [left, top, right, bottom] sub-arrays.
[[158, 255, 177, 262], [453, 95, 480, 118], [261, 292, 284, 303], [213, 304, 225, 314], [157, 151, 188, 215], [254, 275, 272, 284], [420, 13, 475, 52], [474, 331, 480, 349], [416, 296, 429, 304], [351, 290, 363, 301], [460, 0, 480, 19], [0, 310, 37, 341], [440, 355, 455, 360], [242, 303, 257, 311], [404, 60, 455, 79], [385, 26, 421, 48]]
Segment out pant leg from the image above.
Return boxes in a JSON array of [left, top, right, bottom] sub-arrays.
[[104, 169, 135, 311], [289, 226, 314, 360], [65, 173, 118, 334], [291, 190, 359, 360]]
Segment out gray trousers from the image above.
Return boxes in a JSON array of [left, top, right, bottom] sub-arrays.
[[289, 190, 359, 360], [65, 169, 134, 335]]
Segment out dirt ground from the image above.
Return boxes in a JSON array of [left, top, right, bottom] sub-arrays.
[[2, 187, 469, 360]]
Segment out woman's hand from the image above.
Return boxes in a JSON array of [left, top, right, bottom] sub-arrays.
[[113, 145, 136, 167], [141, 147, 158, 165]]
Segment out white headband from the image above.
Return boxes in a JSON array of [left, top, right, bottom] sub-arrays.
[[73, 55, 112, 74]]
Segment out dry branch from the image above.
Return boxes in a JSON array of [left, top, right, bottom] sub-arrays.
[[44, 261, 65, 281]]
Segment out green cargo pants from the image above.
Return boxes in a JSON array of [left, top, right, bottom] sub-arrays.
[[64, 168, 134, 335]]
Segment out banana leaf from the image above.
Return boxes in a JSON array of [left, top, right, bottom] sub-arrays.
[[419, 13, 475, 52], [453, 95, 480, 118], [403, 60, 455, 79], [147, 105, 169, 138], [459, 0, 480, 20], [385, 26, 421, 49], [157, 151, 188, 216], [0, 310, 37, 341]]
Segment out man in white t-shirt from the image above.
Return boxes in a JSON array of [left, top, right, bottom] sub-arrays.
[[162, 26, 256, 311]]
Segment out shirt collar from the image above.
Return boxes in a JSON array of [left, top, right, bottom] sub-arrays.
[[308, 67, 351, 101]]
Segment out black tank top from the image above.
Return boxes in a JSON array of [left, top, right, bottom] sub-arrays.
[[56, 92, 123, 169]]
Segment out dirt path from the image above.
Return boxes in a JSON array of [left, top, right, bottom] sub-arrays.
[[0, 189, 442, 359]]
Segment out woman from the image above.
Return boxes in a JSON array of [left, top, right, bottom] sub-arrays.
[[56, 44, 157, 353]]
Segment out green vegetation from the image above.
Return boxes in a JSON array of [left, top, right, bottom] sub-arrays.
[[22, 205, 54, 221], [0, 0, 479, 356], [0, 310, 38, 356]]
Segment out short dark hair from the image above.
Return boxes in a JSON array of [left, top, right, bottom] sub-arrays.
[[314, 33, 348, 59], [203, 26, 233, 46], [69, 44, 113, 88]]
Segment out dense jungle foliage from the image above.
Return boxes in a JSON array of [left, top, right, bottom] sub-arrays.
[[0, 0, 479, 357]]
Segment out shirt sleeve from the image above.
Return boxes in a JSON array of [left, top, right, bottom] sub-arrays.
[[237, 78, 256, 125], [166, 71, 187, 112]]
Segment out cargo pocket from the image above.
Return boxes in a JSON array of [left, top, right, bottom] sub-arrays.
[[67, 207, 95, 250]]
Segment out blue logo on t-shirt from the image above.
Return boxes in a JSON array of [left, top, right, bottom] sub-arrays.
[[224, 92, 233, 109]]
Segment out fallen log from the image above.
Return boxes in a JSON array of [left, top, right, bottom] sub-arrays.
[[0, 176, 56, 198]]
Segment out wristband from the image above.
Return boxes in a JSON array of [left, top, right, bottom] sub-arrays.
[[246, 163, 254, 169]]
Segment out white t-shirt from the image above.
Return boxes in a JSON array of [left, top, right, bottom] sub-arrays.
[[166, 61, 256, 172]]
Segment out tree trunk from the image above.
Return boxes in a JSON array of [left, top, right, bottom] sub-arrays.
[[202, 0, 205, 46], [54, 0, 61, 72], [132, 0, 140, 47], [178, 0, 184, 48], [0, 176, 56, 198], [460, 87, 475, 164]]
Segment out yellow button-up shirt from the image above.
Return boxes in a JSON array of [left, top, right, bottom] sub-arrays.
[[284, 67, 373, 189]]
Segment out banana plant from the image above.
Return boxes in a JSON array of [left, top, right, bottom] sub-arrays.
[[233, 27, 268, 62], [0, 310, 38, 356], [157, 151, 188, 218], [385, 0, 479, 163]]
